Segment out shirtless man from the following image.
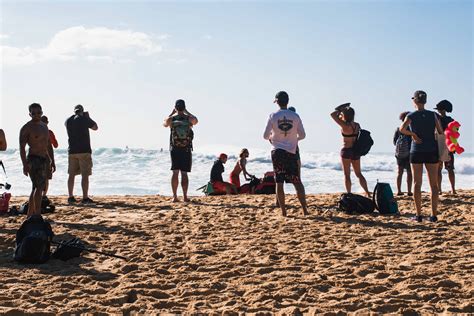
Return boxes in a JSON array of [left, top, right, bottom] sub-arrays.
[[0, 129, 6, 151], [19, 103, 55, 216]]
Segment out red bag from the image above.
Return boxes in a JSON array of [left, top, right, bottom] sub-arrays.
[[0, 192, 11, 213]]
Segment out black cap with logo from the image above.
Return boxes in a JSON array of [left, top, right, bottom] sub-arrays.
[[412, 90, 427, 104]]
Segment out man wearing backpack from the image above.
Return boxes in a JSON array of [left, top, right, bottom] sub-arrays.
[[164, 99, 198, 202], [393, 111, 413, 196]]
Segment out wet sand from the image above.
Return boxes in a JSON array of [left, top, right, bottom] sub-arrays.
[[0, 190, 472, 314]]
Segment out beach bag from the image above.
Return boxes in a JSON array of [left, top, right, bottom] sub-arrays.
[[338, 193, 375, 214], [52, 238, 84, 261], [170, 117, 193, 149], [14, 215, 54, 264], [353, 129, 374, 157], [254, 172, 276, 194], [373, 182, 398, 214], [436, 133, 450, 162], [0, 192, 11, 214], [395, 134, 411, 159], [18, 197, 56, 215]]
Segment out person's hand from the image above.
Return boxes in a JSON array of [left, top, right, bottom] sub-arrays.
[[51, 161, 56, 173], [84, 111, 90, 118], [412, 134, 422, 144], [169, 109, 177, 117], [23, 164, 29, 177]]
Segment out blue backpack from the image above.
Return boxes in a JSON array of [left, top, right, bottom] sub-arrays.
[[373, 182, 398, 214]]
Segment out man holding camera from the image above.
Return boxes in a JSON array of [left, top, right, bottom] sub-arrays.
[[65, 105, 98, 204], [19, 103, 56, 216], [163, 99, 198, 202]]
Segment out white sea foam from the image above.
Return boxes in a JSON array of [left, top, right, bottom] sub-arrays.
[[1, 148, 472, 196]]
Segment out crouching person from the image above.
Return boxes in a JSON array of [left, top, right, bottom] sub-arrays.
[[210, 153, 237, 194]]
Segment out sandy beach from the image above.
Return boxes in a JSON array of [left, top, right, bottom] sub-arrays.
[[0, 190, 472, 314]]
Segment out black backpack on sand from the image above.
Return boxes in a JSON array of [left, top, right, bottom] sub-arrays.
[[353, 129, 374, 156], [14, 215, 54, 264], [338, 193, 375, 214]]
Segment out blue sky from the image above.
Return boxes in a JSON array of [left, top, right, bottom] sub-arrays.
[[1, 0, 472, 153]]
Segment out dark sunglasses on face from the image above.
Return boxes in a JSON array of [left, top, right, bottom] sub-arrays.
[[30, 111, 43, 116]]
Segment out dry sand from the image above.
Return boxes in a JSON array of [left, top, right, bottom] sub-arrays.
[[0, 190, 473, 314]]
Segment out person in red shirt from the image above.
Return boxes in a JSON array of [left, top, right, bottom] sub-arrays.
[[41, 116, 58, 197]]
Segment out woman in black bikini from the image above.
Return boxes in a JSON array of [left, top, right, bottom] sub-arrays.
[[331, 103, 370, 197]]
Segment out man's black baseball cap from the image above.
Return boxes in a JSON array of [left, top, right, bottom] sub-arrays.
[[274, 91, 289, 104], [175, 99, 186, 111], [434, 100, 453, 112], [74, 104, 84, 113]]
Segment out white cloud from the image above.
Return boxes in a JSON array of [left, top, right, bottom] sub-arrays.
[[0, 26, 167, 66]]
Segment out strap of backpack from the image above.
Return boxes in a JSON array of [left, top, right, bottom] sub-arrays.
[[0, 160, 6, 177], [372, 183, 379, 210]]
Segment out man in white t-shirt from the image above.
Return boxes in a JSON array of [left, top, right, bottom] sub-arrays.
[[263, 91, 308, 217]]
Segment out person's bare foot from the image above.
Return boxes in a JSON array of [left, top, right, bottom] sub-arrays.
[[303, 210, 309, 216], [452, 190, 457, 195], [172, 196, 180, 202], [365, 192, 372, 198], [183, 197, 191, 202], [281, 209, 287, 217]]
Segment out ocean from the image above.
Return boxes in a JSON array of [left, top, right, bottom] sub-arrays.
[[1, 148, 472, 196]]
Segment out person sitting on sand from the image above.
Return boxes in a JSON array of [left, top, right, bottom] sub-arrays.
[[210, 153, 237, 194], [41, 115, 59, 198], [330, 103, 370, 197], [434, 100, 456, 195], [393, 111, 413, 196], [400, 90, 443, 223], [229, 148, 254, 189], [0, 129, 6, 151]]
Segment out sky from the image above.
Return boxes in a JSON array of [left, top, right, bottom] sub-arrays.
[[1, 0, 472, 154]]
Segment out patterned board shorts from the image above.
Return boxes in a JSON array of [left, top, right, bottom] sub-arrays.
[[27, 155, 50, 189], [271, 149, 301, 184]]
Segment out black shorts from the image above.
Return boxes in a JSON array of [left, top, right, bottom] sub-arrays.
[[410, 151, 439, 164], [170, 148, 192, 172], [271, 149, 300, 184], [443, 152, 455, 171], [27, 155, 50, 189], [396, 156, 410, 170], [340, 147, 360, 161]]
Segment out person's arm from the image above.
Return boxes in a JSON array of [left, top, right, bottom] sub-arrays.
[[50, 130, 59, 148], [163, 109, 176, 127], [297, 117, 306, 141], [19, 126, 29, 176], [400, 117, 421, 144], [434, 115, 443, 134], [47, 138, 56, 173], [184, 109, 198, 126], [240, 159, 252, 180], [86, 115, 98, 131], [0, 129, 6, 151], [263, 115, 273, 140], [330, 110, 346, 128]]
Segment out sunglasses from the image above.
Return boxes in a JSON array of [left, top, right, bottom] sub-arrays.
[[30, 111, 43, 115]]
